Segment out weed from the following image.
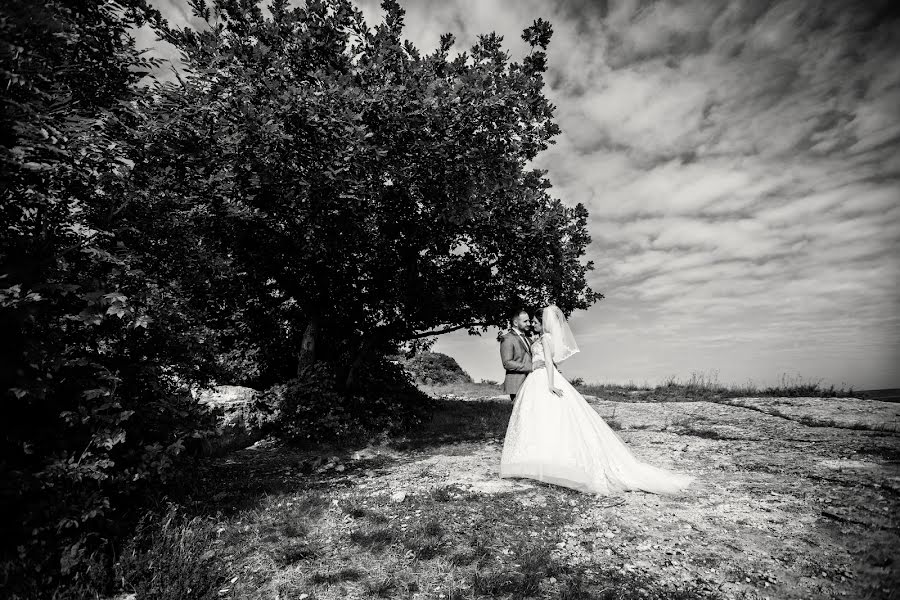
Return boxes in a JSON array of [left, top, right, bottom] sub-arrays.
[[429, 486, 454, 502], [558, 571, 594, 600], [116, 508, 227, 600], [448, 548, 477, 566], [272, 540, 319, 566], [364, 575, 399, 597], [280, 522, 307, 538], [339, 499, 371, 518], [676, 426, 731, 440], [308, 568, 363, 585], [349, 526, 398, 553], [574, 370, 857, 402]]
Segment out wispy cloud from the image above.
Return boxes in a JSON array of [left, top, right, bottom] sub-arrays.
[[140, 0, 900, 388]]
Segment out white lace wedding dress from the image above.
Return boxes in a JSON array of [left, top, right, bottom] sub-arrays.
[[500, 334, 695, 495]]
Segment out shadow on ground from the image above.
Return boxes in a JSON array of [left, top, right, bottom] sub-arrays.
[[120, 395, 900, 600]]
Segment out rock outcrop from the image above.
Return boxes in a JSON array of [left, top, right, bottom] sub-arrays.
[[196, 385, 279, 448]]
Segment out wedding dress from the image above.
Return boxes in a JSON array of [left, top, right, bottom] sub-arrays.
[[500, 323, 695, 496]]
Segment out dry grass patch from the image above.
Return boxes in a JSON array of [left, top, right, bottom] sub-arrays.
[[119, 476, 724, 599], [574, 371, 858, 403], [114, 395, 900, 599], [418, 381, 506, 399]]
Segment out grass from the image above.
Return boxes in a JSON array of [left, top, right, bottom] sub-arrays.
[[574, 370, 857, 402], [420, 369, 859, 407], [32, 364, 896, 600], [120, 488, 721, 600], [111, 396, 728, 600], [349, 526, 398, 554], [105, 374, 878, 600], [308, 568, 363, 585], [418, 380, 506, 399], [116, 508, 229, 600]]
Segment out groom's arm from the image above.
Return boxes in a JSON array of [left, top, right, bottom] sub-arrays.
[[500, 336, 530, 373]]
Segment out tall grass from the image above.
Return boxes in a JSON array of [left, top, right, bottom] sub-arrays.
[[574, 370, 856, 402], [418, 370, 857, 403], [116, 506, 228, 600]]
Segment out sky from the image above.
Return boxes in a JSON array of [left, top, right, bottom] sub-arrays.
[[136, 1, 900, 390]]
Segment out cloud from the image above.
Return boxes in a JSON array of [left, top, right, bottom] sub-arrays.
[[138, 0, 900, 388]]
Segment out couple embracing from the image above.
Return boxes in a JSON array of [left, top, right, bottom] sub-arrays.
[[497, 305, 695, 496]]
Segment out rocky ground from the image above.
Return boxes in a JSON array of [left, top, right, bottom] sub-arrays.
[[135, 394, 899, 600]]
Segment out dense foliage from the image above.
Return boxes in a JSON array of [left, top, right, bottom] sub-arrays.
[[275, 358, 430, 445], [400, 352, 474, 385], [0, 0, 601, 594], [144, 0, 602, 388], [0, 0, 222, 595]]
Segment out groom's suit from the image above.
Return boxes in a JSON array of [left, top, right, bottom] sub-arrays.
[[500, 329, 533, 397]]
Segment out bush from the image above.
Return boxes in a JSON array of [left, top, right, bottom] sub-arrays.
[[347, 358, 432, 436], [275, 358, 430, 446], [1, 366, 220, 597], [401, 352, 473, 385], [0, 0, 224, 594], [273, 362, 353, 444]]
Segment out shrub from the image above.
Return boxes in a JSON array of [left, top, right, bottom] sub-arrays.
[[401, 352, 473, 385], [274, 362, 354, 444], [274, 358, 430, 446], [1, 363, 221, 596], [0, 1, 222, 592]]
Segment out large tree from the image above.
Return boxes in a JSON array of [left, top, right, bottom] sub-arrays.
[[145, 0, 603, 385], [0, 0, 604, 591]]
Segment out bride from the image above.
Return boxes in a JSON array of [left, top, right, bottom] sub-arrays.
[[500, 305, 695, 495]]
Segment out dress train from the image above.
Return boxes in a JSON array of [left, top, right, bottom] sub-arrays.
[[500, 363, 695, 496]]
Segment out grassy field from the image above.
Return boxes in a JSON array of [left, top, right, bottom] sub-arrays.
[[421, 372, 859, 403], [110, 379, 900, 600], [573, 372, 858, 403]]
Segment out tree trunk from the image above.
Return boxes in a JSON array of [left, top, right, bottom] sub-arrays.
[[344, 336, 376, 391], [296, 317, 319, 376]]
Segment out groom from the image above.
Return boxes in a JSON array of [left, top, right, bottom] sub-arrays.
[[499, 309, 543, 400]]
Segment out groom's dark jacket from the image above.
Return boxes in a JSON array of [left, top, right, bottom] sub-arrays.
[[500, 329, 532, 395]]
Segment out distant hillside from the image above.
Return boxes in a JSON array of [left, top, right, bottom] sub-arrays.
[[399, 352, 473, 385]]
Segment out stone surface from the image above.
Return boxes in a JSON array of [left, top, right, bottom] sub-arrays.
[[196, 384, 278, 435]]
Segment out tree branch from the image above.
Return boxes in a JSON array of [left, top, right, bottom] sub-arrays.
[[405, 321, 494, 339]]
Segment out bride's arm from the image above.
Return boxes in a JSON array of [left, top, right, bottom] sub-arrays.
[[541, 334, 563, 397]]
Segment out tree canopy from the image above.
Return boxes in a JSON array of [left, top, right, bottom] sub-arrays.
[[0, 0, 602, 591], [142, 0, 602, 384]]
